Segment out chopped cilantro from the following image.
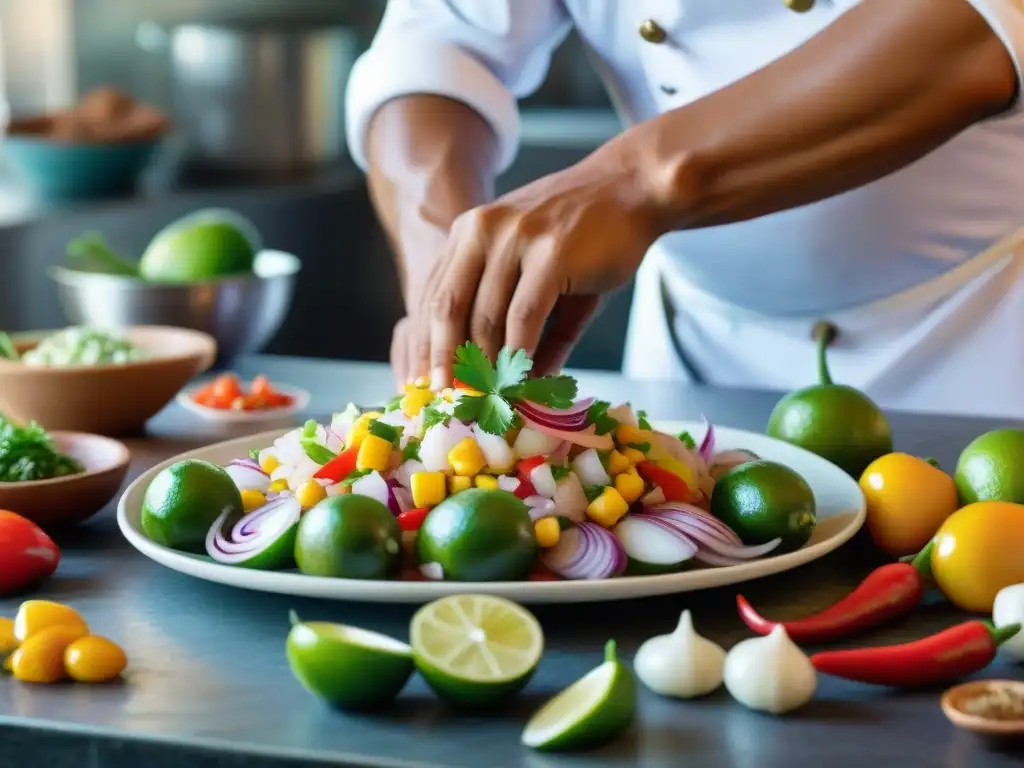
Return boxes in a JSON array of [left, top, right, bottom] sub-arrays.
[[677, 431, 696, 449], [588, 400, 619, 435], [368, 419, 400, 445], [299, 420, 336, 465], [421, 404, 451, 430], [555, 515, 574, 531], [627, 442, 651, 453], [384, 395, 403, 413], [637, 410, 652, 431], [340, 468, 372, 486], [597, 449, 612, 469], [550, 464, 570, 481], [402, 439, 421, 462], [584, 485, 606, 503], [248, 448, 260, 462], [452, 342, 579, 435]]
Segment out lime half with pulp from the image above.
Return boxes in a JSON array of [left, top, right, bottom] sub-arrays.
[[411, 594, 543, 707], [522, 639, 636, 752], [286, 611, 413, 711]]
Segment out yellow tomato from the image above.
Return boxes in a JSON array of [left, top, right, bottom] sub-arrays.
[[64, 636, 127, 683], [11, 624, 88, 683], [859, 453, 958, 557], [931, 501, 1024, 613], [13, 600, 88, 642]]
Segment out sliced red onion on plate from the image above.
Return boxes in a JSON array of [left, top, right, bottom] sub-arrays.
[[645, 502, 743, 545], [206, 496, 301, 570], [517, 397, 595, 432], [698, 419, 716, 462], [614, 514, 697, 573], [540, 522, 625, 580], [225, 459, 270, 494], [351, 471, 391, 510]]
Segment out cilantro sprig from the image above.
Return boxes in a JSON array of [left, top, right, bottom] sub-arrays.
[[677, 431, 696, 449], [588, 401, 619, 435], [637, 410, 653, 431], [452, 343, 578, 435]]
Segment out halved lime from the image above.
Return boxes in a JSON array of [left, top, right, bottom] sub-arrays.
[[285, 611, 413, 711], [522, 639, 636, 752], [410, 594, 543, 707]]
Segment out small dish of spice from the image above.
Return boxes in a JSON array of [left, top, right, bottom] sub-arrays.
[[942, 679, 1024, 739]]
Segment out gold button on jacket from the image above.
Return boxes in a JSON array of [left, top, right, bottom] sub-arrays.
[[639, 19, 668, 44]]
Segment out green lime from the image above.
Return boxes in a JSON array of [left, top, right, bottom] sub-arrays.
[[954, 428, 1024, 505], [285, 611, 413, 711], [522, 639, 636, 752], [411, 594, 544, 707], [710, 460, 817, 552], [294, 495, 401, 579], [767, 322, 892, 477], [138, 208, 258, 282], [142, 459, 242, 553], [415, 489, 537, 582]]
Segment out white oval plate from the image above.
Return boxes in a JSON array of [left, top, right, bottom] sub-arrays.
[[117, 421, 865, 604], [176, 381, 311, 425]]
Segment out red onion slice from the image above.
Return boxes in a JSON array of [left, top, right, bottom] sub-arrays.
[[206, 496, 301, 569], [225, 460, 271, 494], [540, 522, 624, 580], [521, 397, 595, 419], [698, 419, 716, 462], [518, 412, 614, 449], [518, 403, 589, 432], [646, 503, 743, 545]]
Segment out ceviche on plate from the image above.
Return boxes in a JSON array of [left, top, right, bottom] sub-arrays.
[[146, 343, 817, 582]]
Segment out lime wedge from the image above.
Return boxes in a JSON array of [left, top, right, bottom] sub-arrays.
[[285, 611, 413, 711], [410, 594, 544, 707], [522, 639, 636, 752]]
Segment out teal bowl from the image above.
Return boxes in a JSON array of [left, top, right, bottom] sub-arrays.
[[3, 135, 163, 200]]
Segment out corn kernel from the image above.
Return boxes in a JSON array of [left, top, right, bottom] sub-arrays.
[[615, 469, 645, 504], [448, 437, 486, 477], [622, 447, 646, 465], [615, 424, 644, 446], [357, 434, 393, 472], [474, 475, 499, 490], [240, 489, 266, 512], [259, 453, 280, 474], [400, 388, 434, 418], [534, 517, 561, 548], [347, 412, 382, 451], [448, 475, 472, 494], [411, 472, 447, 508], [605, 450, 630, 476], [269, 478, 289, 494], [296, 480, 327, 509], [587, 487, 630, 528]]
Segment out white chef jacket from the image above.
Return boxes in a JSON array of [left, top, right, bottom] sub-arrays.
[[345, 0, 1024, 419]]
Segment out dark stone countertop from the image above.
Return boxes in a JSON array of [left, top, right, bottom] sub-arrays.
[[1, 355, 1023, 768]]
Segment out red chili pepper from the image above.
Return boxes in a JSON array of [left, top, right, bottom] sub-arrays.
[[636, 461, 690, 502], [313, 446, 359, 483], [736, 554, 929, 644], [397, 507, 430, 532], [811, 620, 1021, 687]]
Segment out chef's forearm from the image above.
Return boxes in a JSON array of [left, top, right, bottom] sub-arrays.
[[620, 0, 1018, 232], [366, 96, 498, 306]]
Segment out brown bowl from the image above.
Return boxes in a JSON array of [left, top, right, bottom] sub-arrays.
[[942, 680, 1024, 739], [0, 326, 216, 435], [0, 431, 130, 528]]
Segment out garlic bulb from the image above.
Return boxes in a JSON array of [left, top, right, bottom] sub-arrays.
[[723, 625, 816, 714], [993, 583, 1024, 662], [634, 610, 725, 698]]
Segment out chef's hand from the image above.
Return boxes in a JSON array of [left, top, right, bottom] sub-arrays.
[[419, 144, 665, 388]]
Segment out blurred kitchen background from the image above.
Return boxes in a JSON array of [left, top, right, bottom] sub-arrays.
[[0, 0, 632, 369]]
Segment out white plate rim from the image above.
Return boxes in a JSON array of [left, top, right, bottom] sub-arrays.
[[176, 381, 311, 423], [117, 421, 866, 604]]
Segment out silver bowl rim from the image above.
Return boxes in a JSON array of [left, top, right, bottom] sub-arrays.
[[48, 248, 301, 290]]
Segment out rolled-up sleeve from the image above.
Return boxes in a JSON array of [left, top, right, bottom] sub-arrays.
[[963, 0, 1024, 110], [345, 0, 572, 173]]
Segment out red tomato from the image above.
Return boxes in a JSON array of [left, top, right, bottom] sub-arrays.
[[0, 510, 60, 596], [637, 461, 691, 503], [249, 374, 271, 396], [210, 374, 244, 402]]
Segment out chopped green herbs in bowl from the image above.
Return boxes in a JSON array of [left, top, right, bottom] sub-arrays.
[[0, 413, 84, 482]]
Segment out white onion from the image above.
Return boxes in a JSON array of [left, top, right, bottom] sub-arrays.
[[378, 409, 412, 431], [473, 424, 517, 470], [330, 404, 361, 445], [573, 448, 610, 487], [270, 465, 291, 483], [257, 448, 277, 468], [498, 475, 521, 494], [350, 470, 390, 508], [225, 462, 270, 494], [325, 483, 347, 497], [530, 463, 558, 498], [524, 496, 556, 521], [396, 459, 426, 489], [514, 426, 562, 459], [419, 424, 453, 472], [552, 472, 588, 523]]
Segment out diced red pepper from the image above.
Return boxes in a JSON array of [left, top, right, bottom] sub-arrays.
[[313, 446, 359, 483], [514, 477, 536, 500], [397, 507, 430, 532], [637, 461, 690, 502]]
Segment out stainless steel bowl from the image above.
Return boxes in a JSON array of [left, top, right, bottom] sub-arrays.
[[49, 250, 300, 364]]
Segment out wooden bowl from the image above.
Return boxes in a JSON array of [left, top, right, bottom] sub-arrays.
[[942, 680, 1024, 739], [0, 326, 216, 435], [0, 431, 130, 528]]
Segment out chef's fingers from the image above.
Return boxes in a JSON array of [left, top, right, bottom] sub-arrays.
[[532, 294, 601, 376], [429, 213, 487, 389], [390, 317, 410, 391], [412, 253, 449, 388], [505, 253, 561, 360], [469, 224, 520, 364]]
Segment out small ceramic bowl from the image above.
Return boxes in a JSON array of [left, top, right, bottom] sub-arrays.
[[0, 326, 217, 435], [0, 431, 130, 528], [942, 679, 1024, 739], [176, 381, 310, 425]]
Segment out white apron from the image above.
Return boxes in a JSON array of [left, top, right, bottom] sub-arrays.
[[622, 230, 1024, 420]]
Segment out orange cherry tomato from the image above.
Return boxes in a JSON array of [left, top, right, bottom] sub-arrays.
[[859, 453, 958, 557]]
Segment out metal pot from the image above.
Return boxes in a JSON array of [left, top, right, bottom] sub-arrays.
[[136, 19, 358, 173]]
